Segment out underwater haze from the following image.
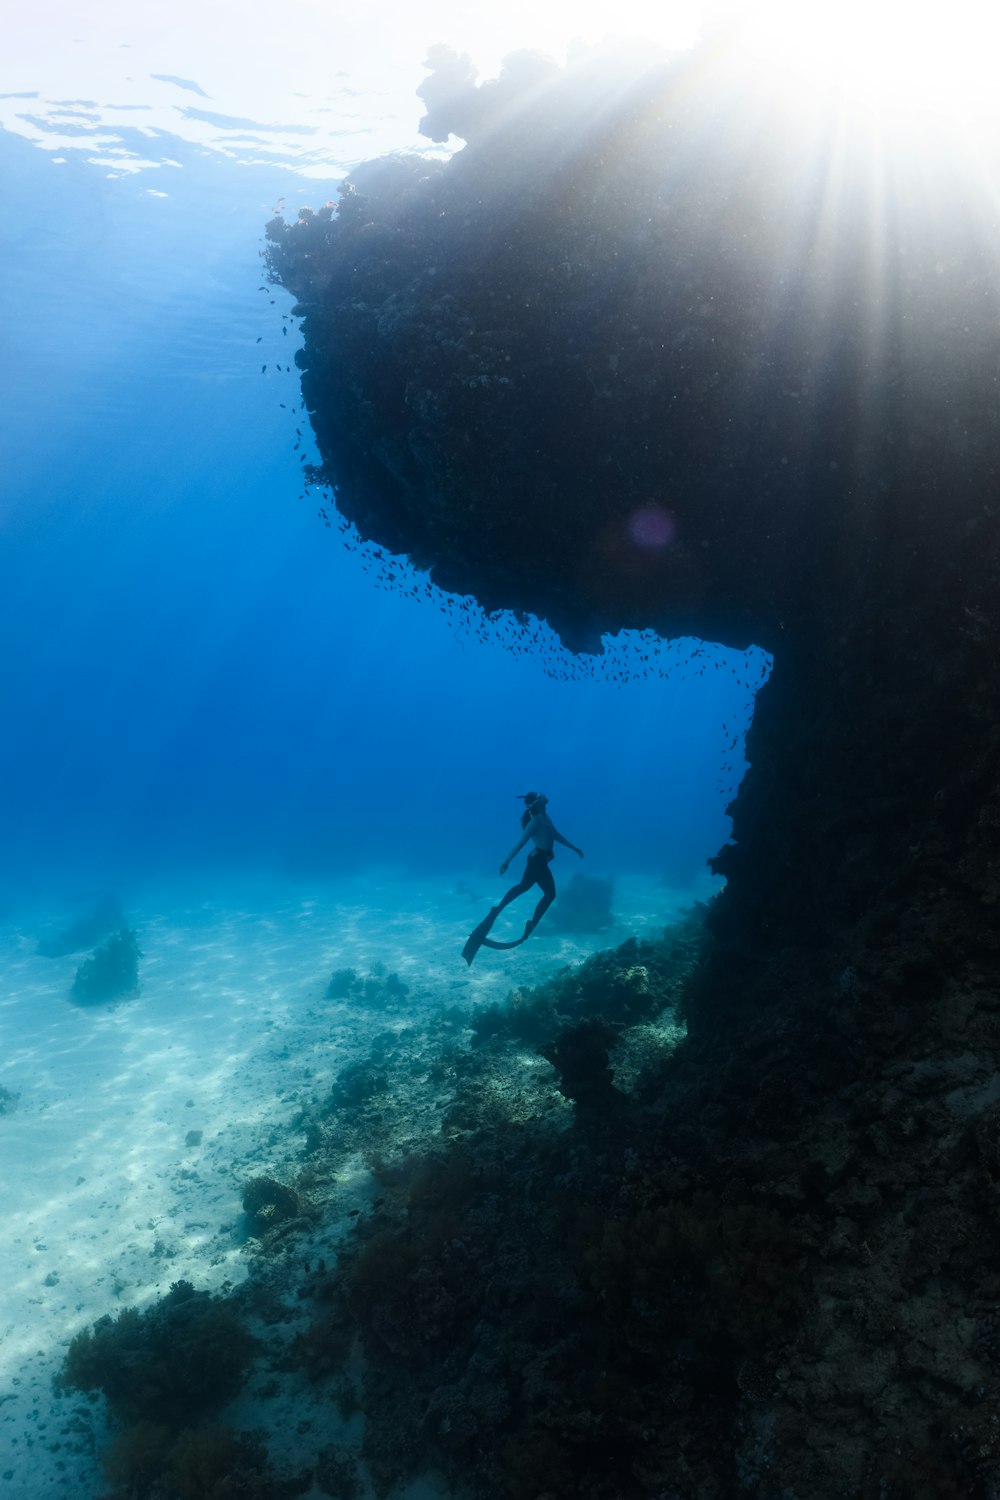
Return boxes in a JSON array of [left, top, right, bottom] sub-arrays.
[[0, 68, 760, 901]]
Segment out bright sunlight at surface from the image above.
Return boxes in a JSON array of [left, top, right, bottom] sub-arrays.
[[1, 0, 699, 175], [729, 0, 1000, 126], [5, 1, 998, 183]]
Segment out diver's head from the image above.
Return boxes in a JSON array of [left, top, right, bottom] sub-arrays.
[[519, 791, 548, 827]]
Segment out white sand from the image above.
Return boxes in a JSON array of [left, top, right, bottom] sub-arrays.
[[0, 868, 715, 1498]]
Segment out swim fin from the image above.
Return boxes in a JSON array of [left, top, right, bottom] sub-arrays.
[[481, 917, 537, 952], [462, 907, 500, 967]]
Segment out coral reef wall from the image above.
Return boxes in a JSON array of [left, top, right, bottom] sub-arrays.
[[265, 39, 1000, 1052]]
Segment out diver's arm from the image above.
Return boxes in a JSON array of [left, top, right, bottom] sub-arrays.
[[553, 827, 584, 858], [500, 826, 532, 873]]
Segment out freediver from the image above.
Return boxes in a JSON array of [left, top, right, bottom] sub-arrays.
[[462, 792, 584, 965]]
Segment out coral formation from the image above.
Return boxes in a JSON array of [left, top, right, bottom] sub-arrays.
[[59, 1281, 281, 1499], [314, 1443, 362, 1499], [324, 968, 358, 999], [63, 1279, 256, 1428], [70, 927, 141, 1005], [161, 1425, 282, 1500], [470, 910, 705, 1050], [325, 962, 408, 1007], [264, 41, 999, 661], [241, 1176, 302, 1238], [99, 1421, 287, 1500]]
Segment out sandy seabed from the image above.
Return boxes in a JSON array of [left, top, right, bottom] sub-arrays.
[[0, 867, 714, 1499]]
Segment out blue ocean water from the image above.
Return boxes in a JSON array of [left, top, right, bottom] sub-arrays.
[[0, 27, 774, 1500], [0, 102, 766, 908]]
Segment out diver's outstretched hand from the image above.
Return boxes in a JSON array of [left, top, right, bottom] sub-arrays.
[[499, 860, 509, 875]]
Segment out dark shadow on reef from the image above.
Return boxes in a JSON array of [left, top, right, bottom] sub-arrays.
[[61, 34, 1000, 1500]]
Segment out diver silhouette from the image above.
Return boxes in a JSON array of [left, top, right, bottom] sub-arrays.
[[462, 792, 584, 965]]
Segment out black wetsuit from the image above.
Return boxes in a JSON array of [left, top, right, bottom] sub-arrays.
[[506, 847, 555, 904]]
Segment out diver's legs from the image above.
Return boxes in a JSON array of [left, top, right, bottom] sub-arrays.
[[469, 866, 532, 950], [529, 891, 555, 927], [524, 864, 557, 935], [495, 874, 532, 912], [473, 854, 556, 951]]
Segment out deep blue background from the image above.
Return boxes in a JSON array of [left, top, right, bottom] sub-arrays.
[[0, 127, 766, 902]]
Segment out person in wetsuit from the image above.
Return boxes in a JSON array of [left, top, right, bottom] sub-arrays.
[[462, 792, 584, 965]]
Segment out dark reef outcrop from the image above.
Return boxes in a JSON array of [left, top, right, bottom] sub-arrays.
[[60, 1280, 277, 1498], [70, 926, 142, 1005], [265, 41, 998, 656]]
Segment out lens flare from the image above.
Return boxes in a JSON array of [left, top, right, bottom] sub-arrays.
[[628, 503, 675, 550]]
